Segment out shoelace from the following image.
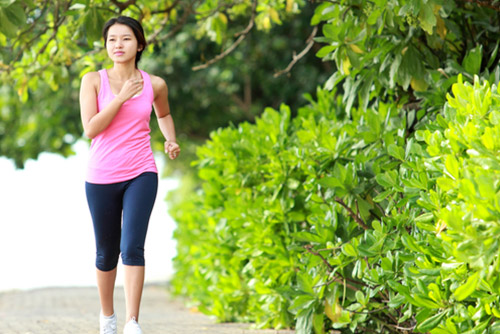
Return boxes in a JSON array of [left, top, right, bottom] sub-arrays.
[[102, 324, 117, 334], [101, 316, 117, 334]]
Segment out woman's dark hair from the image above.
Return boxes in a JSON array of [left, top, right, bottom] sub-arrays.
[[102, 16, 147, 68]]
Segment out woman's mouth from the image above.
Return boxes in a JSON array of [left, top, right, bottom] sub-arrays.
[[114, 52, 124, 56]]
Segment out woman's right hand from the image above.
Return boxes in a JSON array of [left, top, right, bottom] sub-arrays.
[[116, 78, 143, 103]]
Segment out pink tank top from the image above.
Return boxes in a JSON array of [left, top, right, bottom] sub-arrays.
[[86, 69, 158, 184]]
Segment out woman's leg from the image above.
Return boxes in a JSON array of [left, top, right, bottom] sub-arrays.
[[121, 172, 158, 322], [123, 265, 145, 321], [86, 182, 124, 317], [97, 267, 118, 316]]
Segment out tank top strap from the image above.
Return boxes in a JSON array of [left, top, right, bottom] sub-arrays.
[[98, 69, 113, 100], [139, 69, 155, 103]]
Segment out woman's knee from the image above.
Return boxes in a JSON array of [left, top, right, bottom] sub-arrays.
[[96, 248, 120, 271], [120, 243, 145, 266]]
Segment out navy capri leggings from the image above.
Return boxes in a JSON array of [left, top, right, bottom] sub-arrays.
[[85, 172, 158, 271]]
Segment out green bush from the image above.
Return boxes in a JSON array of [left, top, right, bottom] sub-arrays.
[[170, 75, 500, 333]]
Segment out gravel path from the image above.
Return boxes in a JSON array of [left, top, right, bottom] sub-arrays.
[[0, 285, 295, 334]]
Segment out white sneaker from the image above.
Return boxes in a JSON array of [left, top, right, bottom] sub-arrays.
[[100, 312, 117, 334], [123, 317, 142, 334]]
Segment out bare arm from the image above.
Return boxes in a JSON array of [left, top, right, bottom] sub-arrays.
[[79, 72, 143, 139], [152, 75, 180, 159]]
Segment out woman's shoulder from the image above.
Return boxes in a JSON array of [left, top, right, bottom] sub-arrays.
[[148, 73, 168, 96], [148, 73, 167, 87], [81, 71, 101, 85]]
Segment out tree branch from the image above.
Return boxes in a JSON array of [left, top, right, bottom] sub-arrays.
[[303, 245, 364, 291], [147, 16, 170, 44], [192, 0, 256, 71], [11, 0, 51, 47], [334, 197, 370, 230], [149, 1, 197, 45], [459, 0, 500, 11], [274, 26, 318, 78], [110, 0, 137, 12], [151, 0, 182, 15]]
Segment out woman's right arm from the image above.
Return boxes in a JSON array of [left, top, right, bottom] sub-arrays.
[[79, 72, 125, 139], [79, 72, 142, 139]]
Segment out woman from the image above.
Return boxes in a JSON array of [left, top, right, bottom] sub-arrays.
[[79, 16, 180, 334]]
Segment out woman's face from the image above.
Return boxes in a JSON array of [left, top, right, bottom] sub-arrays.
[[106, 23, 141, 65]]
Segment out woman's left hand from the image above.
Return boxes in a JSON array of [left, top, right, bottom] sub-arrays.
[[165, 140, 180, 160]]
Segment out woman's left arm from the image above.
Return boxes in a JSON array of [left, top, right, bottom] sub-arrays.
[[152, 75, 180, 160]]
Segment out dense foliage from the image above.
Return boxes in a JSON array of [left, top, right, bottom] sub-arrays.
[[171, 75, 500, 333], [170, 0, 500, 333]]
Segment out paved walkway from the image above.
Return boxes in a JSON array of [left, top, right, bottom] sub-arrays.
[[0, 285, 296, 334]]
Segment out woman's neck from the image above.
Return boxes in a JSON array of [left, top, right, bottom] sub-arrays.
[[109, 63, 140, 81]]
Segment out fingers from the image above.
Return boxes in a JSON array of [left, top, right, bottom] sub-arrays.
[[130, 78, 143, 89], [169, 147, 180, 157], [168, 150, 180, 159], [165, 142, 180, 160], [116, 78, 143, 102]]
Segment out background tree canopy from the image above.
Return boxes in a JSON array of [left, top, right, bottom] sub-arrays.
[[5, 0, 500, 333], [0, 0, 324, 167]]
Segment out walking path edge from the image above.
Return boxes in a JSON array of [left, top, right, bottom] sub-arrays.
[[0, 284, 296, 334]]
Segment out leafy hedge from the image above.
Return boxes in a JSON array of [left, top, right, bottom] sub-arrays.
[[170, 75, 500, 333]]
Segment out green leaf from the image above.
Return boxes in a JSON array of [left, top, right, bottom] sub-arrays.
[[292, 231, 324, 243], [388, 143, 405, 161], [288, 211, 305, 222], [324, 71, 346, 90], [322, 22, 337, 39], [416, 311, 447, 332], [388, 294, 406, 308], [401, 234, 422, 253], [398, 46, 421, 89], [402, 177, 427, 190], [288, 294, 316, 313], [372, 220, 383, 233], [83, 5, 105, 45], [387, 280, 412, 299], [436, 177, 456, 191], [3, 3, 25, 26], [311, 2, 332, 26], [0, 8, 17, 37], [444, 155, 459, 180], [342, 243, 357, 257], [413, 294, 441, 309], [463, 45, 483, 75], [454, 272, 480, 301], [355, 290, 366, 305], [318, 176, 342, 189], [487, 42, 500, 69], [313, 313, 324, 333], [0, 0, 15, 7], [375, 171, 402, 191], [418, 4, 437, 35], [373, 189, 392, 202], [414, 212, 433, 223], [316, 45, 335, 58], [296, 307, 314, 333]]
